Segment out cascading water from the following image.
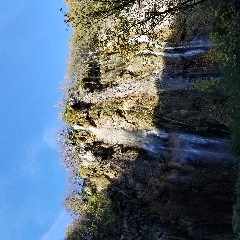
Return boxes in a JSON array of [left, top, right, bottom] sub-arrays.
[[73, 124, 142, 145], [73, 124, 233, 164]]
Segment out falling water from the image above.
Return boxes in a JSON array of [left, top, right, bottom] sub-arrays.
[[73, 124, 143, 145], [73, 125, 233, 164]]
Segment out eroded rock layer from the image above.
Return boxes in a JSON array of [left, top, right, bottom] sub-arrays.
[[69, 30, 236, 239]]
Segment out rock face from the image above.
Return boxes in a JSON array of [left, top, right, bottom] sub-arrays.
[[68, 29, 236, 239]]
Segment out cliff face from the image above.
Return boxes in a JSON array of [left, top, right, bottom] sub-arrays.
[[66, 28, 236, 239]]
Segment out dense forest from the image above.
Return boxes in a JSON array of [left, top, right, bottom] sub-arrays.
[[59, 0, 240, 239]]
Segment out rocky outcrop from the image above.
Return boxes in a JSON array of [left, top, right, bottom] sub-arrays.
[[67, 29, 236, 239]]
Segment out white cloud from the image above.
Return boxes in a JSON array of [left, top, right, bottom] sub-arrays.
[[40, 210, 71, 240], [21, 140, 43, 179], [21, 123, 61, 178], [43, 125, 59, 150]]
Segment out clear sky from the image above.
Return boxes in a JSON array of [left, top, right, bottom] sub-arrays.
[[0, 0, 72, 239]]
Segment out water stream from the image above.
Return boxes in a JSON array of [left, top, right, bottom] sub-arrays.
[[73, 125, 233, 165]]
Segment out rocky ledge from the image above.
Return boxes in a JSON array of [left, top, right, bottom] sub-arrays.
[[66, 30, 236, 239]]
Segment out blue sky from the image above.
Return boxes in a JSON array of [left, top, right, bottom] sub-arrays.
[[0, 0, 72, 239]]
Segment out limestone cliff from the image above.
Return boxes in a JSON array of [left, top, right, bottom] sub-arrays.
[[64, 28, 236, 240]]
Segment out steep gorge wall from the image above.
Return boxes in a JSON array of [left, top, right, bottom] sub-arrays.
[[65, 27, 236, 239]]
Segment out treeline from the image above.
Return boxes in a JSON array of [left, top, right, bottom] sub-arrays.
[[60, 0, 240, 239]]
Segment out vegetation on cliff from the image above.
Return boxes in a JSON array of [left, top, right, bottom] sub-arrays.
[[60, 0, 240, 239]]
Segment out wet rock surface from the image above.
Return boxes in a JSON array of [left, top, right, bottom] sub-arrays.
[[70, 30, 236, 239]]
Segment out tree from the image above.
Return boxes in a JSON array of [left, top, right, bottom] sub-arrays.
[[63, 0, 214, 101], [64, 0, 209, 53]]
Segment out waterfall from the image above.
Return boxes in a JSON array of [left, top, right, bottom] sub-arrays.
[[65, 23, 236, 239], [73, 125, 233, 164], [73, 124, 142, 145]]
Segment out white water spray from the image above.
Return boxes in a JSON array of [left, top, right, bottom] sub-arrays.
[[73, 125, 142, 145], [73, 125, 233, 163]]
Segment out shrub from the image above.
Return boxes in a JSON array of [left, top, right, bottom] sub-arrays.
[[65, 190, 121, 240], [194, 77, 221, 92]]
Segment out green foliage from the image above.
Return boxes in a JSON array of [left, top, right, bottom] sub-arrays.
[[63, 107, 80, 125], [209, 0, 240, 63], [209, 0, 240, 151], [64, 0, 209, 63], [65, 190, 121, 240], [194, 77, 221, 92], [208, 1, 240, 235]]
